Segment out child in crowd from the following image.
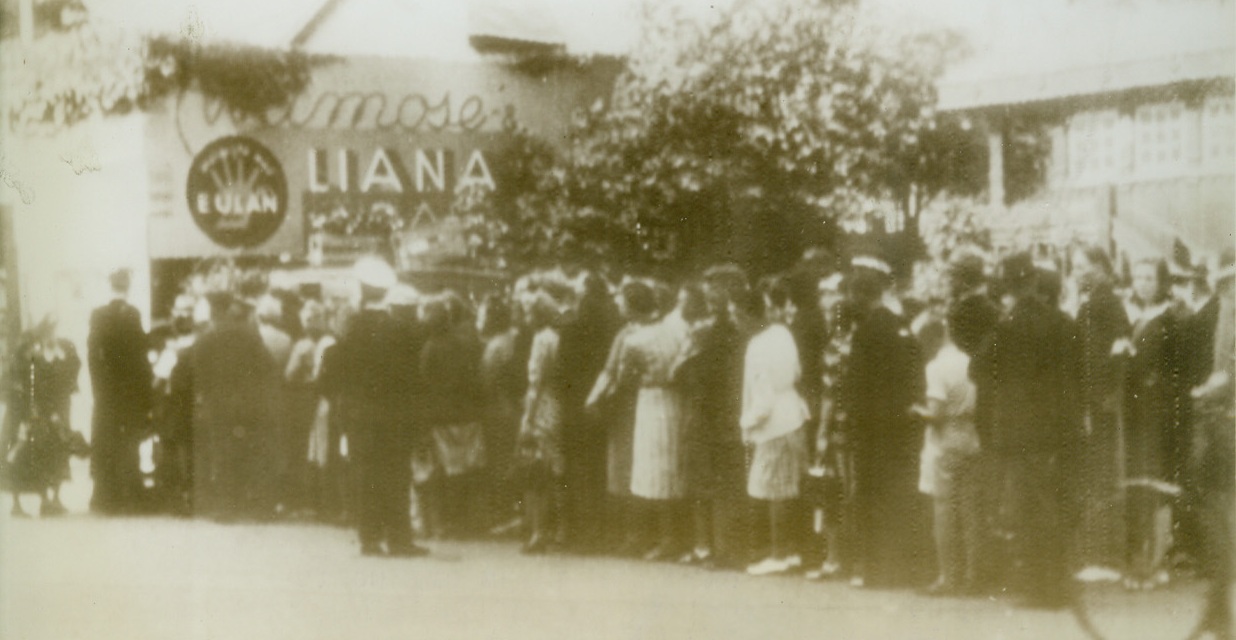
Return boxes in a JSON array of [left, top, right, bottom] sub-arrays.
[[913, 315, 983, 596]]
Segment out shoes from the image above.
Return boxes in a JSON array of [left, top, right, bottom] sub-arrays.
[[642, 543, 678, 562], [679, 548, 713, 566], [784, 555, 802, 570], [360, 543, 385, 557], [1074, 565, 1123, 584], [806, 561, 843, 581], [746, 557, 792, 576], [387, 544, 431, 558], [849, 575, 866, 588]]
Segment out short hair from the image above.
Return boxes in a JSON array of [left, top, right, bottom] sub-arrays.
[[621, 281, 657, 318]]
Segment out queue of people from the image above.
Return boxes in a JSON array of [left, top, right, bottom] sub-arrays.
[[1, 243, 1232, 621]]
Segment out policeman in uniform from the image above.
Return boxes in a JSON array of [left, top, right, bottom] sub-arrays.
[[335, 257, 428, 557]]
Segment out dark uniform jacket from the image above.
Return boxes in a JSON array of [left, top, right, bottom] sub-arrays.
[[88, 299, 151, 417]]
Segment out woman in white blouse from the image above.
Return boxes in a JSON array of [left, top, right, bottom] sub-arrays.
[[735, 279, 811, 576]]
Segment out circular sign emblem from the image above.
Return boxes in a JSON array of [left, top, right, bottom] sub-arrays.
[[186, 136, 288, 249]]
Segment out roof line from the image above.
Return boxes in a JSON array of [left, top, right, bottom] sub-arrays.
[[291, 0, 346, 49]]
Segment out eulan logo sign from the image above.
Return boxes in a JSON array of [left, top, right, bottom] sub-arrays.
[[186, 136, 289, 249]]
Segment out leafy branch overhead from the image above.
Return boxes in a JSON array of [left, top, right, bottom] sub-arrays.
[[460, 0, 986, 275], [1, 4, 315, 130]]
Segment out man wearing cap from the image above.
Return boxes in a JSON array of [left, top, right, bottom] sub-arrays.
[[842, 254, 929, 588], [970, 252, 1082, 609], [333, 257, 427, 557], [191, 291, 280, 520], [88, 268, 152, 514]]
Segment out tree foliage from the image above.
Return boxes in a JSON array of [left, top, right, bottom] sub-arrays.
[[1, 2, 314, 132], [460, 0, 985, 276]]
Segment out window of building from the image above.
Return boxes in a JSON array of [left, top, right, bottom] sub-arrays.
[[1066, 109, 1122, 184], [1202, 93, 1235, 171], [1133, 101, 1188, 177]]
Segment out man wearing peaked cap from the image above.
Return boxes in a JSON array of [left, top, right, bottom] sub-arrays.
[[333, 256, 428, 558]]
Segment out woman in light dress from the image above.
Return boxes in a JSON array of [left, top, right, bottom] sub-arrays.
[[736, 280, 811, 576]]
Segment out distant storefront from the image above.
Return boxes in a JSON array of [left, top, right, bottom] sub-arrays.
[[143, 54, 620, 314]]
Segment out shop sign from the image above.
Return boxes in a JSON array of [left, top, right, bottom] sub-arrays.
[[185, 136, 289, 249]]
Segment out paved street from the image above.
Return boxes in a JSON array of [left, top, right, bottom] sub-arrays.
[[0, 465, 1208, 640]]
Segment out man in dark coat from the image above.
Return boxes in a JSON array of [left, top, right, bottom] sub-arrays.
[[557, 273, 621, 552], [1070, 247, 1131, 573], [334, 257, 426, 557], [841, 258, 927, 589], [970, 253, 1082, 609], [190, 292, 279, 520], [87, 269, 152, 514]]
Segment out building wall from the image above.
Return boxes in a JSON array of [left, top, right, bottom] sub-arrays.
[[1032, 91, 1236, 258]]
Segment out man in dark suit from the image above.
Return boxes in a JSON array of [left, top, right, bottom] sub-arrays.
[[87, 269, 152, 514], [971, 253, 1082, 609], [334, 257, 427, 557]]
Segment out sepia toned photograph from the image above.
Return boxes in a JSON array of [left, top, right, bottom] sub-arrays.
[[0, 0, 1232, 638]]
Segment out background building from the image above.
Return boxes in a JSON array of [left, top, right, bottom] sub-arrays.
[[937, 0, 1235, 263]]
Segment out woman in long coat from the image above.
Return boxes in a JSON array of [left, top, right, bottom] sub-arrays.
[[1118, 258, 1188, 589]]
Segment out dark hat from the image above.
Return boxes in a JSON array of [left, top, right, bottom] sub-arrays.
[[1169, 238, 1196, 281], [948, 252, 986, 290], [1000, 251, 1036, 289]]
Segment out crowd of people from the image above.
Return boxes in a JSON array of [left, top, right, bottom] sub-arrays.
[[2, 242, 1233, 620]]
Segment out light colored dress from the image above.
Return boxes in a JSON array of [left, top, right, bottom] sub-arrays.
[[520, 327, 565, 476], [623, 312, 690, 500], [741, 323, 810, 501]]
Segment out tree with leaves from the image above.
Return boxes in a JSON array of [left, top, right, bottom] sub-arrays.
[[459, 0, 986, 276]]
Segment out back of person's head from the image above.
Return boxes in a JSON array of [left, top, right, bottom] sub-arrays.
[[847, 268, 889, 307], [1000, 252, 1037, 299], [732, 288, 766, 325], [947, 253, 986, 298], [109, 268, 131, 295], [419, 296, 452, 333], [620, 281, 657, 320]]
